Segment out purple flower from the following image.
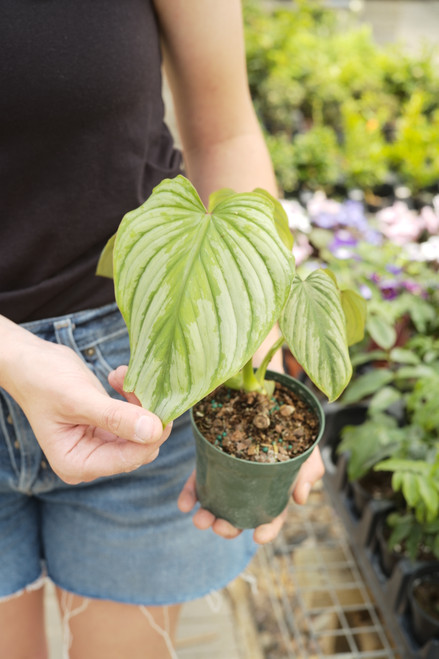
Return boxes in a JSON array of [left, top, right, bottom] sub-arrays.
[[386, 264, 403, 275], [339, 200, 368, 230], [307, 192, 342, 229], [363, 229, 383, 246], [328, 230, 358, 259], [379, 279, 401, 300]]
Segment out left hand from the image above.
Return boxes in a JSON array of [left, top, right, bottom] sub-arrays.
[[177, 447, 325, 544]]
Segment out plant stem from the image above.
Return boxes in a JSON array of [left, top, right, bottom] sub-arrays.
[[242, 358, 263, 392], [255, 336, 285, 384]]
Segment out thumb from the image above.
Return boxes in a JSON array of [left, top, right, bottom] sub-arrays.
[[78, 393, 166, 444]]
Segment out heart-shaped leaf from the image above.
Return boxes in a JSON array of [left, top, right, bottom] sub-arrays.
[[279, 269, 352, 401], [113, 175, 295, 424]]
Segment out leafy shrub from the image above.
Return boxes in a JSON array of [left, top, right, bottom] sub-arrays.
[[244, 0, 439, 195]]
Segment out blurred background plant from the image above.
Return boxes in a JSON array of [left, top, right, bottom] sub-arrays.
[[244, 0, 439, 200]]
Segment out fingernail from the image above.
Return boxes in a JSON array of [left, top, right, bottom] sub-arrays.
[[134, 416, 155, 443]]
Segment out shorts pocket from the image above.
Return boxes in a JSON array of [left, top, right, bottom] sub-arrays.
[[54, 313, 131, 397], [81, 327, 131, 394]]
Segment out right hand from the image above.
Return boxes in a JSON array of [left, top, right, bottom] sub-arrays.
[[0, 322, 171, 484]]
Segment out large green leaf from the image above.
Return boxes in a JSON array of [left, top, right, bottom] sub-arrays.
[[113, 175, 295, 424], [279, 269, 352, 401]]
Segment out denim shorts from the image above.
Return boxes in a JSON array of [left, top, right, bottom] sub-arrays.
[[0, 303, 257, 605]]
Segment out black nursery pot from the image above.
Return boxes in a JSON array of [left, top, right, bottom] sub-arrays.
[[376, 516, 401, 578], [409, 567, 439, 646], [191, 371, 325, 529]]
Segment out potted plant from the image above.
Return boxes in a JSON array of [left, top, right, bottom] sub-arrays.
[[336, 412, 402, 515], [97, 175, 365, 527], [376, 510, 439, 578], [374, 450, 439, 571]]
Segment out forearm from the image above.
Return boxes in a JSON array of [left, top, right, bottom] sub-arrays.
[[183, 127, 278, 205], [0, 314, 42, 396]]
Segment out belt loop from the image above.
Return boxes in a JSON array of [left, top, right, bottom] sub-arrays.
[[54, 318, 81, 356]]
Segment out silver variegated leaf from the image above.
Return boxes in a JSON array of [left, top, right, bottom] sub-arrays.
[[113, 175, 295, 424], [279, 269, 352, 401]]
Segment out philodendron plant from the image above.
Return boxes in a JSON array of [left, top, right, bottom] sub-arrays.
[[97, 175, 365, 426]]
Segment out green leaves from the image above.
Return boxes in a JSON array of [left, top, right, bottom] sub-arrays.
[[366, 313, 396, 350], [99, 175, 359, 421], [338, 414, 403, 481], [280, 269, 352, 401], [112, 176, 294, 424], [341, 369, 394, 405], [376, 457, 439, 523]]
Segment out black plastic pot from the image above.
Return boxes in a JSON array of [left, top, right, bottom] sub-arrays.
[[191, 371, 325, 529], [376, 516, 401, 578], [351, 470, 394, 517], [409, 567, 439, 646]]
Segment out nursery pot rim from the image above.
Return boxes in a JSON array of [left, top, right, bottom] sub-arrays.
[[190, 370, 325, 467]]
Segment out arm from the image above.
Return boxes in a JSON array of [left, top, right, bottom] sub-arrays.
[[0, 315, 170, 484], [154, 0, 277, 202], [154, 0, 324, 542]]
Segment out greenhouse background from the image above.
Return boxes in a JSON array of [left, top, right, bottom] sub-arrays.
[[46, 1, 439, 657]]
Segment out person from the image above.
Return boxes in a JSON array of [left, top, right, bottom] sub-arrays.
[[0, 1, 325, 657]]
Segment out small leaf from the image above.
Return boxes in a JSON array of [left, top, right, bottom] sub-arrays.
[[351, 349, 388, 367], [401, 473, 420, 508], [418, 478, 439, 520], [341, 369, 394, 405], [96, 233, 116, 279], [369, 386, 403, 414], [280, 269, 352, 401], [394, 364, 437, 381], [341, 289, 367, 346], [367, 314, 396, 350], [389, 348, 421, 365]]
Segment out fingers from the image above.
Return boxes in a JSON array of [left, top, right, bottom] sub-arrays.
[[74, 388, 169, 448], [178, 448, 325, 545], [292, 447, 325, 505], [178, 471, 242, 539], [177, 470, 197, 512], [61, 437, 163, 485], [108, 366, 141, 406], [253, 506, 288, 545]]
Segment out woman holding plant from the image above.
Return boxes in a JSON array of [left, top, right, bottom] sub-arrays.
[[0, 1, 324, 657]]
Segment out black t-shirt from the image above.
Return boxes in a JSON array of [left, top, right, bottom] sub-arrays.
[[0, 0, 182, 322]]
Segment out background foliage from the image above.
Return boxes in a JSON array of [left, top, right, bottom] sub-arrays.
[[244, 0, 439, 197]]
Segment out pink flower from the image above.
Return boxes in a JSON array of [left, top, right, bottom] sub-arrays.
[[292, 233, 313, 266], [420, 203, 439, 236], [377, 202, 423, 245]]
